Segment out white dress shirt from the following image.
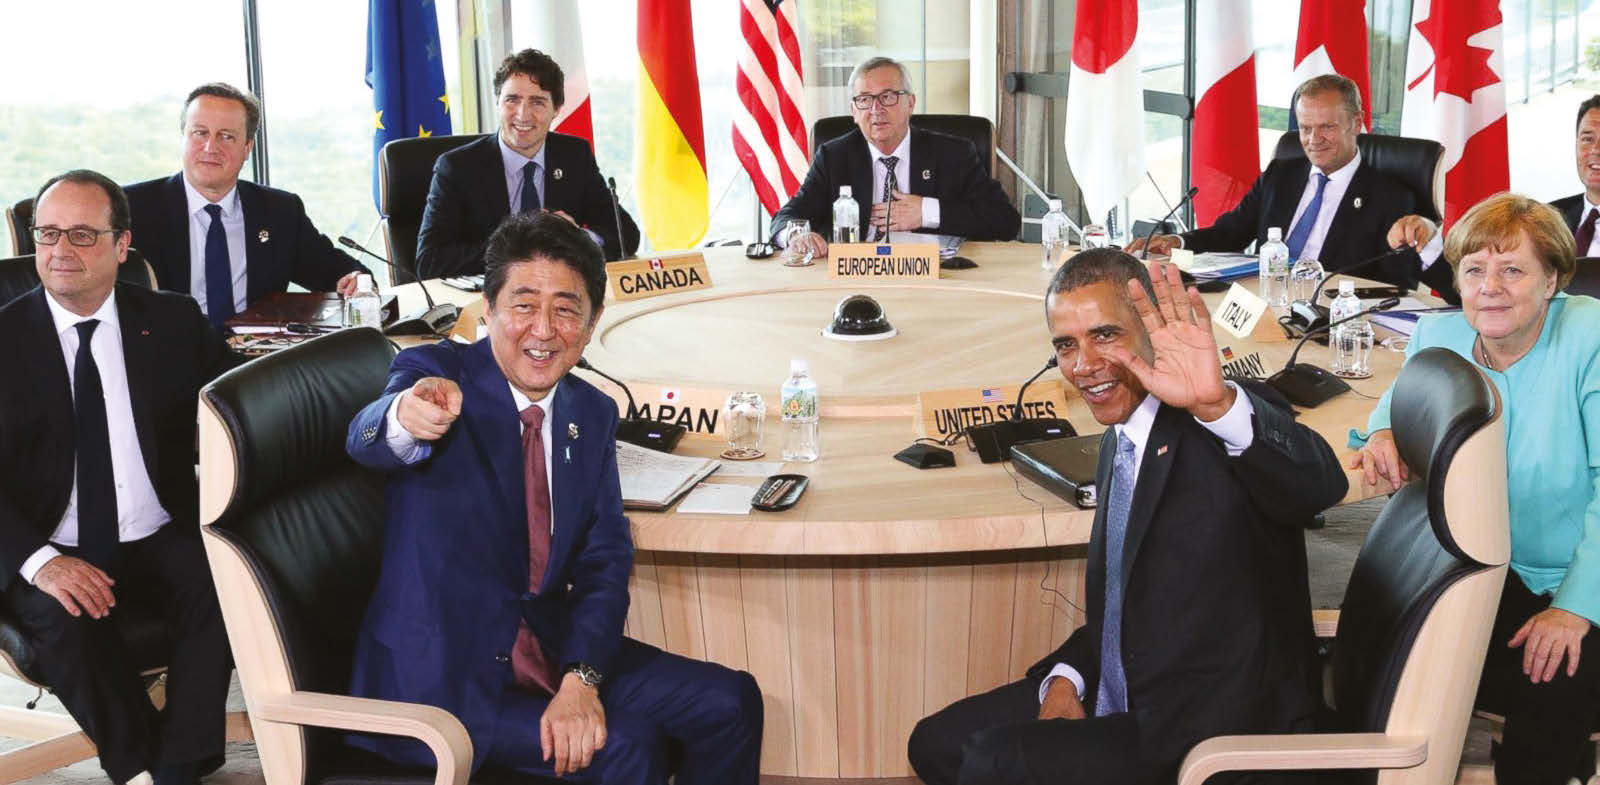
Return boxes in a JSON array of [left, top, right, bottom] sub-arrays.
[[1038, 383, 1256, 705], [499, 136, 605, 250], [867, 133, 940, 236], [20, 291, 172, 583], [184, 177, 249, 317], [384, 380, 556, 517]]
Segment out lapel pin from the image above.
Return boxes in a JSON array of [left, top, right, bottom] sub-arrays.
[[552, 168, 564, 180], [921, 168, 931, 181], [1352, 197, 1363, 210], [568, 422, 579, 439], [1157, 444, 1168, 456], [140, 329, 150, 336], [257, 229, 270, 243]]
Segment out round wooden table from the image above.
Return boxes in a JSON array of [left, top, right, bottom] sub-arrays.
[[395, 243, 1414, 779]]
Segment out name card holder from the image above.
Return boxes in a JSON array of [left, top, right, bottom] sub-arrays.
[[579, 373, 731, 442], [827, 243, 940, 279], [1211, 282, 1287, 343], [916, 379, 1070, 439], [607, 253, 713, 301]]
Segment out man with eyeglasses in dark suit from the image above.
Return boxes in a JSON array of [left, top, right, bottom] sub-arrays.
[[771, 56, 1020, 259]]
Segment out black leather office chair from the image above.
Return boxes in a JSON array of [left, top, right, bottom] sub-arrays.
[[198, 328, 558, 785], [1272, 131, 1445, 222], [0, 249, 158, 307], [811, 115, 995, 178], [1177, 348, 1510, 785], [379, 134, 485, 284], [5, 198, 34, 256]]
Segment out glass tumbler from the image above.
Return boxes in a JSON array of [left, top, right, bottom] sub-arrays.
[[722, 391, 766, 460]]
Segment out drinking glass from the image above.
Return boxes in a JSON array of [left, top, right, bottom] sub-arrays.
[[782, 220, 815, 267], [722, 391, 766, 459]]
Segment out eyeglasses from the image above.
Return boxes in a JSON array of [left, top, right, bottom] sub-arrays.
[[32, 226, 118, 247], [851, 90, 910, 110]]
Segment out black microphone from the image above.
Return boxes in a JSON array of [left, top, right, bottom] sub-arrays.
[[1267, 296, 1400, 407], [607, 177, 628, 261], [576, 357, 685, 452], [1011, 355, 1060, 421], [339, 236, 460, 336], [1138, 186, 1199, 260], [964, 356, 1076, 463]]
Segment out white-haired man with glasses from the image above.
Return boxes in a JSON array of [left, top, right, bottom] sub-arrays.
[[771, 56, 1019, 258]]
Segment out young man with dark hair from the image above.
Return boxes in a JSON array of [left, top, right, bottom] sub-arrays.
[[0, 171, 239, 785], [123, 82, 368, 328], [1549, 94, 1600, 256], [346, 212, 759, 784], [416, 49, 641, 277]]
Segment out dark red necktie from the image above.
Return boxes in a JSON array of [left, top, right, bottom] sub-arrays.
[[1577, 208, 1597, 258], [511, 405, 560, 694]]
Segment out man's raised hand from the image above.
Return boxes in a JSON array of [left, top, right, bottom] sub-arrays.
[[1102, 261, 1235, 422]]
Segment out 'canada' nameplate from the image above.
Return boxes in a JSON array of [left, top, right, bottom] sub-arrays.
[[607, 253, 713, 301], [827, 243, 939, 279]]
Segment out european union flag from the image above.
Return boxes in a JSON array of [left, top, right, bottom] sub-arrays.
[[366, 0, 451, 208]]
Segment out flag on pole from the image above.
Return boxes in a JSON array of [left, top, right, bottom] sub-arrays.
[[1402, 0, 1508, 227], [527, 1, 593, 146], [1192, 0, 1259, 226], [366, 0, 452, 209], [1064, 0, 1144, 223], [734, 0, 809, 216], [1293, 0, 1371, 129], [636, 0, 709, 251]]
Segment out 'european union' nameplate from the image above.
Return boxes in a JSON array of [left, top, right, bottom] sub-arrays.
[[1211, 282, 1286, 342], [827, 243, 939, 279], [607, 253, 713, 301]]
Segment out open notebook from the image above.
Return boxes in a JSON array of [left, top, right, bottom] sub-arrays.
[[616, 440, 721, 511]]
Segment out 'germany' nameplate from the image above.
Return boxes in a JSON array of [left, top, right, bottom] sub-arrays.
[[607, 253, 713, 301], [827, 243, 939, 279], [916, 379, 1070, 439]]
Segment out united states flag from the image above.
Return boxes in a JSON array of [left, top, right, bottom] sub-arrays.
[[734, 0, 809, 216]]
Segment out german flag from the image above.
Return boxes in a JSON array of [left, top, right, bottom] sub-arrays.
[[636, 0, 708, 251]]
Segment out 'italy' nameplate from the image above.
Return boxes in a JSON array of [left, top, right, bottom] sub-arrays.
[[1211, 282, 1285, 342], [607, 253, 712, 301], [827, 243, 939, 279]]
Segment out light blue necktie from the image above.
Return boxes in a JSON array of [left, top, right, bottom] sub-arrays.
[[1096, 431, 1137, 717], [1285, 172, 1329, 261]]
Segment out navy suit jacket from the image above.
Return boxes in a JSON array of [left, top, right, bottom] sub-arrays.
[[1551, 193, 1587, 237], [770, 127, 1021, 244], [416, 133, 641, 276], [123, 174, 366, 308], [1180, 158, 1459, 303], [344, 339, 631, 770]]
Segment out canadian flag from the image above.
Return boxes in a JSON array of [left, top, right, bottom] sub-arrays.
[[1192, 0, 1259, 226], [1293, 0, 1371, 129], [526, 1, 594, 146], [1401, 0, 1509, 227], [1064, 0, 1144, 223]]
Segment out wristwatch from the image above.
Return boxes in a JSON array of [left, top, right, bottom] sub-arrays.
[[564, 662, 604, 688]]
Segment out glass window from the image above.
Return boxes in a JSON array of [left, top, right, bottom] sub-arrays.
[[0, 1, 248, 255]]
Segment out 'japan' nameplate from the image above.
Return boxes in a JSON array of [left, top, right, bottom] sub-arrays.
[[827, 243, 939, 279], [578, 372, 730, 442], [1211, 282, 1285, 342], [607, 253, 712, 301]]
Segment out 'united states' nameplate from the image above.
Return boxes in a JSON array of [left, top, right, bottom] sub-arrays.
[[827, 243, 939, 279], [607, 253, 713, 301]]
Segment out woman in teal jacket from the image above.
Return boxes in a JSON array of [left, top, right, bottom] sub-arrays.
[[1351, 193, 1599, 785]]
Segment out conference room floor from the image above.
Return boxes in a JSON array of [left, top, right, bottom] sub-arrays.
[[0, 500, 1506, 784]]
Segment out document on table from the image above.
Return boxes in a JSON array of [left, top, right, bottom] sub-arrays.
[[616, 441, 721, 511], [674, 483, 755, 515], [711, 460, 785, 478]]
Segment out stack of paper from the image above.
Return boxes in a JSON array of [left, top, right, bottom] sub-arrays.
[[616, 441, 721, 511], [1186, 253, 1259, 280]]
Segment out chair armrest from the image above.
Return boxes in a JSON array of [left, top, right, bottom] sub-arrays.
[[253, 691, 472, 785], [1176, 732, 1427, 785]]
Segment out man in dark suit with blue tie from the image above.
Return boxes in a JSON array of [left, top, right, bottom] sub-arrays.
[[0, 171, 238, 785], [416, 49, 640, 277], [123, 83, 368, 328], [1547, 94, 1600, 257], [908, 250, 1347, 785], [345, 212, 760, 783]]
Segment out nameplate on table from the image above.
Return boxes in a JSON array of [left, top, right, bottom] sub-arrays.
[[607, 253, 712, 301], [917, 379, 1070, 439], [827, 243, 939, 279], [1211, 282, 1285, 343], [578, 373, 729, 442]]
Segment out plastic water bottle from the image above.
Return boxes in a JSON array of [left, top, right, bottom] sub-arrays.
[[344, 273, 382, 328], [1329, 280, 1374, 378], [832, 186, 860, 244], [780, 358, 820, 462], [1258, 227, 1290, 309], [1041, 199, 1070, 271]]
